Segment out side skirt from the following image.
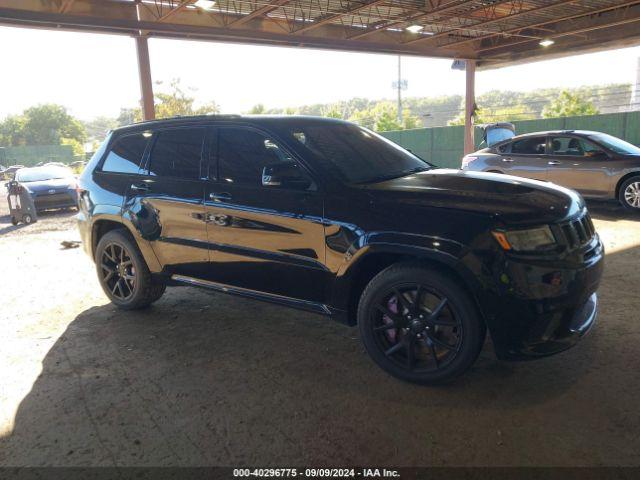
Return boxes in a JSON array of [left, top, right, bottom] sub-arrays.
[[170, 274, 333, 316]]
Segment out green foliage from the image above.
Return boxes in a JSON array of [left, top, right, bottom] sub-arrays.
[[348, 101, 421, 131], [82, 116, 119, 143], [249, 104, 266, 114], [0, 115, 27, 146], [116, 78, 219, 126], [542, 90, 600, 118], [0, 104, 86, 149], [449, 104, 537, 126]]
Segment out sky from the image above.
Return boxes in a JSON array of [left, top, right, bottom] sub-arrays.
[[0, 25, 639, 121]]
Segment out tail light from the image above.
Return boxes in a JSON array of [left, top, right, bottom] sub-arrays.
[[461, 156, 478, 169]]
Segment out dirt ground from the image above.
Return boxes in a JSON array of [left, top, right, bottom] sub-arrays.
[[0, 185, 639, 467]]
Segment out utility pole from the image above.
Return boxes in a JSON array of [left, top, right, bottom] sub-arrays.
[[397, 56, 403, 123], [392, 56, 408, 124]]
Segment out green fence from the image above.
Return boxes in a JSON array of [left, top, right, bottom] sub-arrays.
[[0, 144, 76, 167], [381, 110, 640, 169]]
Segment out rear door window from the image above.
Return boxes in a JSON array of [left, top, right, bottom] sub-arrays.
[[147, 128, 205, 180], [511, 137, 547, 155], [101, 133, 150, 174]]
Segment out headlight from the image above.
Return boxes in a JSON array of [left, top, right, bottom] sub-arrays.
[[492, 226, 556, 252]]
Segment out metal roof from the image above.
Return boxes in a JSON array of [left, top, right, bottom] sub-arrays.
[[1, 0, 640, 68]]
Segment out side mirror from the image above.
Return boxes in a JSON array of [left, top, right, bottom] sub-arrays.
[[262, 162, 313, 190]]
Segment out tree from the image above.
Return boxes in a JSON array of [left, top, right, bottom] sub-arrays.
[[21, 104, 86, 145], [83, 116, 119, 143], [249, 104, 266, 114], [349, 101, 421, 131], [448, 104, 537, 126], [117, 78, 220, 125], [542, 90, 599, 118], [0, 115, 27, 146]]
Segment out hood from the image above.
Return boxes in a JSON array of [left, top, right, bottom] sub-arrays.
[[23, 177, 75, 193], [364, 169, 583, 226]]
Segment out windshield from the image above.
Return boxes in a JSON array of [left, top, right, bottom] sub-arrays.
[[288, 123, 431, 184], [16, 166, 73, 183], [588, 133, 640, 155]]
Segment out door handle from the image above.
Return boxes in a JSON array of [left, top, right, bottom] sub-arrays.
[[502, 158, 514, 163], [130, 182, 150, 192], [548, 161, 561, 166], [209, 192, 231, 202]]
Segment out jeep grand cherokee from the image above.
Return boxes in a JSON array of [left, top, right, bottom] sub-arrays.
[[77, 115, 604, 384]]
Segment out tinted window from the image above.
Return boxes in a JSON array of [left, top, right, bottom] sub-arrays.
[[102, 133, 149, 174], [550, 136, 601, 156], [511, 137, 547, 155], [148, 128, 204, 179], [287, 123, 430, 184], [588, 133, 640, 155], [218, 128, 295, 186]]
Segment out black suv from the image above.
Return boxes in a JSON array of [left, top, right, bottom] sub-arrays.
[[78, 115, 604, 384]]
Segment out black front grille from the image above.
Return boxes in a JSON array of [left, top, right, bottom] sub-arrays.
[[558, 213, 595, 250]]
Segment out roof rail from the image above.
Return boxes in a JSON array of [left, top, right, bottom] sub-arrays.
[[128, 113, 242, 127]]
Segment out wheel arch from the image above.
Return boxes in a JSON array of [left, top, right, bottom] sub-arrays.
[[90, 211, 162, 272], [614, 171, 640, 199], [334, 245, 484, 326]]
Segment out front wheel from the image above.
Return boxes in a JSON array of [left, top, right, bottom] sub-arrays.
[[619, 176, 640, 211], [358, 265, 485, 384], [95, 229, 166, 310]]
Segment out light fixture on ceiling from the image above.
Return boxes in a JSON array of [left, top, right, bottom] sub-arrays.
[[406, 25, 424, 33], [539, 39, 555, 47], [194, 0, 216, 10]]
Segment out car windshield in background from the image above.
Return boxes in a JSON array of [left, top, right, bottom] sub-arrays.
[[16, 166, 73, 183], [288, 123, 431, 184], [589, 133, 640, 155]]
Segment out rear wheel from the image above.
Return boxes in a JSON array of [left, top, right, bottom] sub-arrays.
[[22, 214, 33, 224], [619, 176, 640, 211], [358, 265, 485, 384], [95, 229, 166, 309]]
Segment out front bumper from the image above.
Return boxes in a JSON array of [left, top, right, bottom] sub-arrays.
[[32, 190, 78, 211], [481, 236, 604, 360]]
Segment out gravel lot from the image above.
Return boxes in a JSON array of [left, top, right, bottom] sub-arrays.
[[0, 185, 639, 467]]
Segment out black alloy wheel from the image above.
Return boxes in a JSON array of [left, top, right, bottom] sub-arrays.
[[95, 229, 166, 309], [100, 242, 136, 301], [358, 265, 485, 384]]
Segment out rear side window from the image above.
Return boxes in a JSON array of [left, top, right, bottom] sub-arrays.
[[511, 137, 547, 155], [102, 133, 149, 174], [148, 128, 205, 180]]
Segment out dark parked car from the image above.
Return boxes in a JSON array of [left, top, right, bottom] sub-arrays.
[[15, 166, 79, 211], [77, 116, 603, 384], [462, 130, 640, 211]]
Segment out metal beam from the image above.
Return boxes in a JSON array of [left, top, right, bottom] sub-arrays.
[[227, 0, 291, 28], [464, 59, 475, 156], [348, 0, 474, 40], [477, 9, 640, 54], [135, 35, 155, 121], [403, 0, 565, 45], [59, 0, 75, 14], [293, 0, 388, 35], [0, 6, 453, 58], [158, 0, 195, 22], [443, 0, 640, 49]]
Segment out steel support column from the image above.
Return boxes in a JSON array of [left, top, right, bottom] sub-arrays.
[[464, 59, 476, 156], [135, 35, 155, 121]]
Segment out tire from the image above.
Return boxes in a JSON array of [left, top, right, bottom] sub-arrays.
[[22, 214, 33, 224], [618, 176, 640, 211], [358, 264, 485, 384], [95, 229, 166, 310], [10, 216, 18, 226]]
